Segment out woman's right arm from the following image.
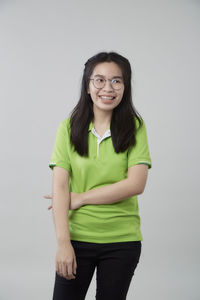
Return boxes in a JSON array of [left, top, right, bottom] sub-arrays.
[[52, 166, 77, 280]]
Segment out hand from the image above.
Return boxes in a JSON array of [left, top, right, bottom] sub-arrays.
[[43, 194, 53, 210], [43, 192, 83, 210], [56, 242, 77, 280], [69, 192, 83, 210]]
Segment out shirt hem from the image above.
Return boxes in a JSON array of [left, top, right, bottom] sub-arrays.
[[69, 235, 143, 244]]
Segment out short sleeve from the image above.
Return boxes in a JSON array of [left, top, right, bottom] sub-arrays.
[[48, 120, 72, 173], [127, 118, 152, 169]]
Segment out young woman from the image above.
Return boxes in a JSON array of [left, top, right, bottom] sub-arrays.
[[45, 51, 152, 300]]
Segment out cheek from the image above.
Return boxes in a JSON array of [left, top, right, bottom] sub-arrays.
[[119, 89, 125, 99], [89, 91, 99, 102], [88, 86, 97, 96], [117, 92, 124, 100], [87, 83, 93, 94]]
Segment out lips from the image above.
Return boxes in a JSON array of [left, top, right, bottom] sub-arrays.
[[99, 95, 116, 100]]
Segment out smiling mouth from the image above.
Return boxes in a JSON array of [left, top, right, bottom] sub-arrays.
[[99, 96, 115, 100]]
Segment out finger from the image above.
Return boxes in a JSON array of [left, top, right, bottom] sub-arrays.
[[44, 194, 53, 199], [73, 258, 77, 275], [56, 261, 60, 276], [67, 263, 75, 279], [57, 262, 61, 276], [48, 205, 52, 210], [43, 194, 52, 199], [58, 262, 63, 277], [61, 263, 68, 279]]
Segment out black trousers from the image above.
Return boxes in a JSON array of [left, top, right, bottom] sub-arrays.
[[52, 240, 142, 300]]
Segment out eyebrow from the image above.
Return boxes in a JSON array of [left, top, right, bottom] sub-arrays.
[[93, 74, 123, 79]]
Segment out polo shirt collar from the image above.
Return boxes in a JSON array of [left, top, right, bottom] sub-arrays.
[[88, 120, 94, 132], [88, 120, 110, 133]]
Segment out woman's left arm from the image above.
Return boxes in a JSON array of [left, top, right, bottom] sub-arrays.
[[81, 164, 148, 205]]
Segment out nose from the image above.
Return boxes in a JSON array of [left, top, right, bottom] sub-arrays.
[[102, 79, 114, 91]]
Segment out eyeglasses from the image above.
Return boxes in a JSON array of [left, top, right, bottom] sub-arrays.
[[89, 76, 124, 90]]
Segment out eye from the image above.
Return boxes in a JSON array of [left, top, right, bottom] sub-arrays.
[[96, 78, 104, 83], [112, 79, 122, 83]]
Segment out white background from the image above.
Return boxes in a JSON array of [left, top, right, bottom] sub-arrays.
[[0, 0, 199, 299]]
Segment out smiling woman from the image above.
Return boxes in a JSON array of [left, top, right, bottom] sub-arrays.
[[47, 51, 152, 300], [87, 61, 125, 110]]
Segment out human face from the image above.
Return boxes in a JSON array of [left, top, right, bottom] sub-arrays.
[[87, 62, 125, 112]]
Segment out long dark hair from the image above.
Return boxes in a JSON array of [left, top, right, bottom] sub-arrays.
[[69, 51, 143, 156]]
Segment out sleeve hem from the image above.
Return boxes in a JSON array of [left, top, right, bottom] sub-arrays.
[[49, 162, 71, 173], [128, 160, 152, 169]]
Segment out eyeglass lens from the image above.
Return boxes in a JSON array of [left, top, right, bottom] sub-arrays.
[[92, 77, 123, 90]]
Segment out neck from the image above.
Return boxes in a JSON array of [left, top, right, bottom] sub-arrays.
[[92, 105, 112, 128]]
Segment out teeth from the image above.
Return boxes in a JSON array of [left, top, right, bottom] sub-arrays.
[[100, 96, 115, 100]]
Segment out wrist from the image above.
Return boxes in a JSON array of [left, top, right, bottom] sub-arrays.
[[80, 191, 87, 206], [57, 237, 71, 247], [58, 241, 71, 248]]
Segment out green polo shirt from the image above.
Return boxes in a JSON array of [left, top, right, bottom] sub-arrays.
[[49, 116, 152, 243]]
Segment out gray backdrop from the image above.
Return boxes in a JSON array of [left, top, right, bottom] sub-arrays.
[[0, 0, 199, 299]]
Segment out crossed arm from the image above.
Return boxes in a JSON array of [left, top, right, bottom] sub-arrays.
[[46, 164, 149, 209], [82, 164, 149, 205]]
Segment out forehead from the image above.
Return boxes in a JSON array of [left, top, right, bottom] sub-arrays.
[[91, 62, 122, 77]]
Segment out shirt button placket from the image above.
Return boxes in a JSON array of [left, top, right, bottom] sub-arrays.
[[91, 128, 111, 159], [97, 138, 101, 158]]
